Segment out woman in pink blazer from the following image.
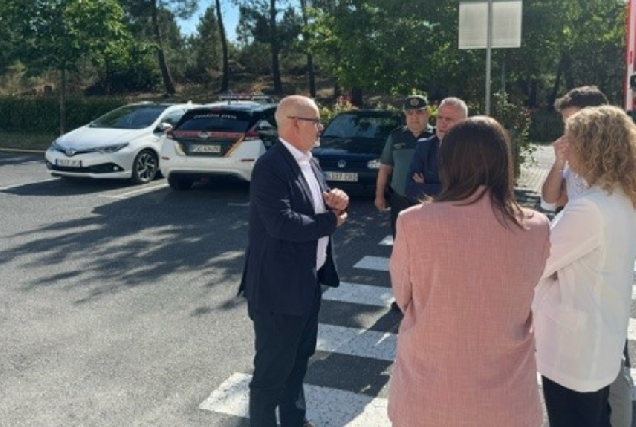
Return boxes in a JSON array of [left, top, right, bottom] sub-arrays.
[[388, 116, 550, 427]]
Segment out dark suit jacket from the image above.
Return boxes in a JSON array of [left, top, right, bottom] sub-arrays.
[[239, 141, 340, 315], [405, 135, 442, 202]]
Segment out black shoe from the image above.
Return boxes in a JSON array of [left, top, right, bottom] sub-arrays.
[[390, 301, 401, 312], [303, 421, 315, 427]]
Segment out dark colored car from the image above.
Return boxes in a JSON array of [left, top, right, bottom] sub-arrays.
[[312, 109, 404, 191]]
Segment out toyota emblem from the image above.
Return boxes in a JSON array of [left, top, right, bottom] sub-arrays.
[[65, 149, 76, 156], [338, 159, 346, 168]]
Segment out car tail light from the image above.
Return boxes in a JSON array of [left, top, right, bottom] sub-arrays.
[[244, 128, 260, 141], [166, 130, 174, 140]]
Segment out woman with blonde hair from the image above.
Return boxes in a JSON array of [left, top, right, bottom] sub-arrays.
[[533, 105, 636, 427], [388, 116, 550, 426]]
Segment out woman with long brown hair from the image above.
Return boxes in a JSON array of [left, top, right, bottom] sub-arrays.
[[388, 116, 549, 426]]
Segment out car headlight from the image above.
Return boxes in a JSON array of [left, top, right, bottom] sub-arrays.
[[96, 143, 129, 153], [50, 140, 63, 151], [367, 159, 381, 169]]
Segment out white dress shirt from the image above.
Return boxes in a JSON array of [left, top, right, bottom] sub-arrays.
[[280, 139, 328, 270], [532, 186, 636, 392]]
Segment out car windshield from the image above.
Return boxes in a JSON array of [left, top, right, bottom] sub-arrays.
[[321, 113, 401, 142], [176, 110, 253, 132], [90, 105, 168, 129]]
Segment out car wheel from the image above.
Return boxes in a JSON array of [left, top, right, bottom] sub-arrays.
[[131, 149, 158, 184], [168, 175, 194, 190]]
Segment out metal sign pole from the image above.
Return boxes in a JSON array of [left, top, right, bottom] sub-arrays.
[[485, 0, 494, 115]]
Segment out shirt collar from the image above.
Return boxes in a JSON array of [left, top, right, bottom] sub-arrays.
[[281, 138, 313, 163]]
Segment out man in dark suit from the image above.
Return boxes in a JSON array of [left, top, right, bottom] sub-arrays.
[[405, 97, 468, 203], [239, 95, 349, 427]]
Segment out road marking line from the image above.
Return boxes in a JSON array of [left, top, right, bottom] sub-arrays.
[[317, 324, 396, 362], [199, 372, 390, 426], [628, 318, 636, 341], [0, 178, 57, 191], [323, 282, 393, 308], [354, 256, 389, 272], [379, 235, 393, 246], [102, 183, 168, 199]]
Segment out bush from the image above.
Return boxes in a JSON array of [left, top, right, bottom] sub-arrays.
[[489, 91, 534, 177], [318, 96, 358, 123], [0, 96, 126, 134], [529, 109, 563, 143]]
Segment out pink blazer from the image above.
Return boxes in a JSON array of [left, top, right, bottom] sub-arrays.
[[388, 194, 549, 427]]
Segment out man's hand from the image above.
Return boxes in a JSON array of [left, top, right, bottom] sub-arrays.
[[412, 172, 425, 184], [374, 195, 387, 211], [334, 210, 347, 227], [323, 188, 349, 212], [553, 136, 568, 166]]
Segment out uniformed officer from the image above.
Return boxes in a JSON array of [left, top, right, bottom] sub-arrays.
[[375, 95, 434, 239]]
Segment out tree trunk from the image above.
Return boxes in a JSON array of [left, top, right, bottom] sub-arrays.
[[300, 0, 316, 98], [215, 0, 230, 93], [549, 53, 566, 110], [307, 54, 316, 98], [562, 52, 574, 91], [528, 79, 538, 108], [59, 67, 67, 135], [350, 87, 363, 107], [269, 0, 283, 94], [151, 0, 176, 95]]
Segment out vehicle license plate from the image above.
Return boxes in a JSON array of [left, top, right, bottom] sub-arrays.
[[325, 171, 358, 182], [191, 144, 221, 153], [56, 159, 82, 167]]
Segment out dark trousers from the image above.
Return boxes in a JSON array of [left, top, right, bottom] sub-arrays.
[[388, 189, 415, 239], [248, 287, 321, 427], [542, 376, 611, 427]]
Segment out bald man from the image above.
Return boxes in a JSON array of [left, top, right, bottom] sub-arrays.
[[239, 95, 349, 427]]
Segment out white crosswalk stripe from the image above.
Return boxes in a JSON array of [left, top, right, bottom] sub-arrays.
[[200, 235, 397, 425], [200, 234, 636, 425], [317, 324, 396, 362], [322, 282, 393, 307], [199, 372, 389, 426], [353, 256, 389, 271]]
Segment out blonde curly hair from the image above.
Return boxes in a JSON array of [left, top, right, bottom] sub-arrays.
[[565, 105, 636, 207]]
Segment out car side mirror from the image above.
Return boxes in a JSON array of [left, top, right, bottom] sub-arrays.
[[156, 122, 173, 133]]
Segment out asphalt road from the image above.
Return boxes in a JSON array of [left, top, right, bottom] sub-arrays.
[[2, 151, 635, 427], [0, 152, 400, 427]]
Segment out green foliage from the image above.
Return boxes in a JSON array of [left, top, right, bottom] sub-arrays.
[[489, 92, 534, 177], [318, 96, 358, 124], [8, 0, 131, 74], [0, 96, 126, 134], [529, 110, 564, 143]]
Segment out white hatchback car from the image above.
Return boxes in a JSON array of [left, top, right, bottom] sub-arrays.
[[45, 101, 198, 184]]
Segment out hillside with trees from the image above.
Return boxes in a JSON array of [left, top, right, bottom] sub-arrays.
[[0, 0, 626, 116]]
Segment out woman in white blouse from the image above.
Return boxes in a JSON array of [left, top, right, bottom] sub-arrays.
[[532, 105, 636, 427]]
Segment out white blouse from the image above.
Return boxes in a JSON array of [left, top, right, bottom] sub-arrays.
[[532, 186, 636, 391]]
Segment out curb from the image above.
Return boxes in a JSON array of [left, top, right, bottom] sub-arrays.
[[0, 147, 45, 154]]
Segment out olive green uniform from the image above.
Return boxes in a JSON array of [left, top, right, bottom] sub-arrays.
[[380, 125, 434, 237]]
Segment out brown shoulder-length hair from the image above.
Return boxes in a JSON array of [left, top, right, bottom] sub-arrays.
[[435, 116, 524, 229]]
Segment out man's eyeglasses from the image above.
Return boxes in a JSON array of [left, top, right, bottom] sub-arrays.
[[288, 116, 322, 125]]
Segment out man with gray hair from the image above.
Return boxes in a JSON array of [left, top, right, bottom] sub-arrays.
[[240, 95, 348, 427], [405, 97, 468, 202]]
